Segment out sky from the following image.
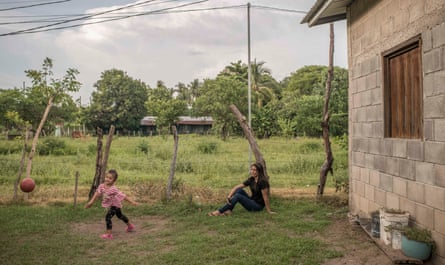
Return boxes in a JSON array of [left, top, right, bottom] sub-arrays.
[[0, 0, 347, 105]]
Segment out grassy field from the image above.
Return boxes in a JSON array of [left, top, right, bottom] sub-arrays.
[[0, 135, 351, 265]]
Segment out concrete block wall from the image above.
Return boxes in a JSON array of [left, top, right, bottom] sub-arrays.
[[347, 0, 445, 262]]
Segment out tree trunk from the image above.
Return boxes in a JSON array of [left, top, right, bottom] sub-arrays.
[[318, 23, 335, 196], [88, 128, 103, 199], [229, 104, 269, 179], [100, 125, 115, 183], [13, 127, 30, 201], [25, 96, 53, 179], [166, 126, 179, 200]]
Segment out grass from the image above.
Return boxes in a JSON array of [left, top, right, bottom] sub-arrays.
[[0, 197, 347, 265], [0, 135, 349, 264]]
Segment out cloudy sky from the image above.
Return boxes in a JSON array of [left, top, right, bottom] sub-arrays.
[[0, 0, 347, 104]]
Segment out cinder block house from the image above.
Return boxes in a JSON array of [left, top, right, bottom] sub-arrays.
[[302, 0, 445, 263]]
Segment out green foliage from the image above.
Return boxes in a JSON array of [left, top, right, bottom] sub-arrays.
[[85, 69, 148, 132], [38, 138, 76, 156], [145, 81, 187, 134], [137, 140, 150, 155], [197, 141, 218, 154], [403, 227, 434, 244], [193, 77, 247, 139]]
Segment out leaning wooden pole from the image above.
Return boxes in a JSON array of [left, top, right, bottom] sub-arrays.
[[317, 23, 335, 196], [229, 104, 269, 179], [100, 125, 115, 183], [88, 127, 103, 199]]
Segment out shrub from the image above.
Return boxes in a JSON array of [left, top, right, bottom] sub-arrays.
[[137, 140, 150, 154], [38, 138, 75, 156], [197, 142, 218, 154]]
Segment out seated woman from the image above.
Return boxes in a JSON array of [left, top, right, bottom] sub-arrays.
[[208, 162, 275, 216]]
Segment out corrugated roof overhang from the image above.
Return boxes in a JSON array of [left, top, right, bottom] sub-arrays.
[[301, 0, 353, 27]]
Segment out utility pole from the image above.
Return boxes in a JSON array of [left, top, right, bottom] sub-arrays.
[[247, 2, 252, 166]]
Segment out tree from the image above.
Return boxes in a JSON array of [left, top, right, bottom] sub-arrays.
[[193, 77, 247, 139], [24, 57, 81, 179], [250, 59, 277, 108], [145, 81, 187, 135], [279, 65, 348, 137], [0, 89, 26, 131], [85, 69, 148, 133]]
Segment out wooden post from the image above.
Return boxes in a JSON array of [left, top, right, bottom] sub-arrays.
[[166, 126, 179, 200], [229, 104, 269, 179], [74, 171, 79, 208], [318, 23, 335, 196], [13, 127, 30, 201]]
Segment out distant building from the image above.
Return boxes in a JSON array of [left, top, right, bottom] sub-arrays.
[[140, 116, 213, 135]]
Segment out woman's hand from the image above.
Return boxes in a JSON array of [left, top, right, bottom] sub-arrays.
[[226, 196, 232, 205]]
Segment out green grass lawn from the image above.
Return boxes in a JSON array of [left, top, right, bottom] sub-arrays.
[[0, 196, 347, 265], [0, 135, 349, 264]]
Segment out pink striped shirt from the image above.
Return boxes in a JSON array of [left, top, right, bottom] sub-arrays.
[[97, 184, 126, 208]]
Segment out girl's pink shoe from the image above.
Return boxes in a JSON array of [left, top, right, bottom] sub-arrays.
[[126, 223, 135, 232], [101, 234, 113, 240]]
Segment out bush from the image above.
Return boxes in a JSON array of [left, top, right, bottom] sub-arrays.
[[137, 140, 150, 154], [38, 138, 75, 156], [197, 142, 218, 154]]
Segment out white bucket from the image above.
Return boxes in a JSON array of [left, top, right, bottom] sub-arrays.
[[379, 208, 409, 248]]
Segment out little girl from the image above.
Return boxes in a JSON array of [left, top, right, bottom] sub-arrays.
[[85, 169, 139, 239]]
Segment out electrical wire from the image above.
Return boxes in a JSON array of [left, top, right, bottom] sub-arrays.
[[0, 0, 71, 12], [0, 1, 307, 37]]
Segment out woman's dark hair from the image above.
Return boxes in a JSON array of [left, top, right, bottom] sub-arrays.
[[108, 169, 118, 181], [252, 162, 267, 182]]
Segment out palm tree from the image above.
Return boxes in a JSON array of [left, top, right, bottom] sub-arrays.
[[250, 59, 276, 108]]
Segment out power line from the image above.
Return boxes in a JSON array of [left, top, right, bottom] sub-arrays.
[[0, 2, 307, 37], [0, 0, 71, 12]]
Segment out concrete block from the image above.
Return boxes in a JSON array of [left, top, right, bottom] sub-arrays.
[[435, 164, 445, 188], [435, 119, 445, 141], [407, 141, 423, 161], [425, 141, 445, 164], [392, 140, 407, 158], [399, 159, 415, 180], [425, 184, 445, 211], [370, 170, 380, 187], [380, 173, 393, 192], [400, 197, 416, 216], [393, 177, 408, 197], [415, 161, 435, 185], [407, 181, 425, 204], [386, 192, 400, 210], [432, 22, 445, 48], [424, 119, 434, 141], [424, 95, 445, 119], [375, 188, 386, 206], [422, 25, 433, 52], [414, 203, 434, 230], [434, 209, 445, 234]]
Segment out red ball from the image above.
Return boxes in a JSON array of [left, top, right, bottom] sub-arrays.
[[20, 178, 35, 193]]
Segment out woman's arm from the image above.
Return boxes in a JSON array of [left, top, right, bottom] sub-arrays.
[[261, 188, 276, 214], [227, 183, 246, 198]]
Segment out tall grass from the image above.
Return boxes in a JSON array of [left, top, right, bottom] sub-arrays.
[[0, 135, 348, 202]]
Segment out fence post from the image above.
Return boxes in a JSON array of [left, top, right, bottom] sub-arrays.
[[74, 171, 79, 208]]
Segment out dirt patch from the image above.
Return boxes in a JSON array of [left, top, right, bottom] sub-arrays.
[[72, 215, 169, 241], [319, 215, 393, 265]]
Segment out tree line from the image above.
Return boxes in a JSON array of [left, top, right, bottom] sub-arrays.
[[0, 58, 348, 139]]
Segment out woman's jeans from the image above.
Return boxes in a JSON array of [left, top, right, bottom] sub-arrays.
[[218, 188, 264, 213]]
